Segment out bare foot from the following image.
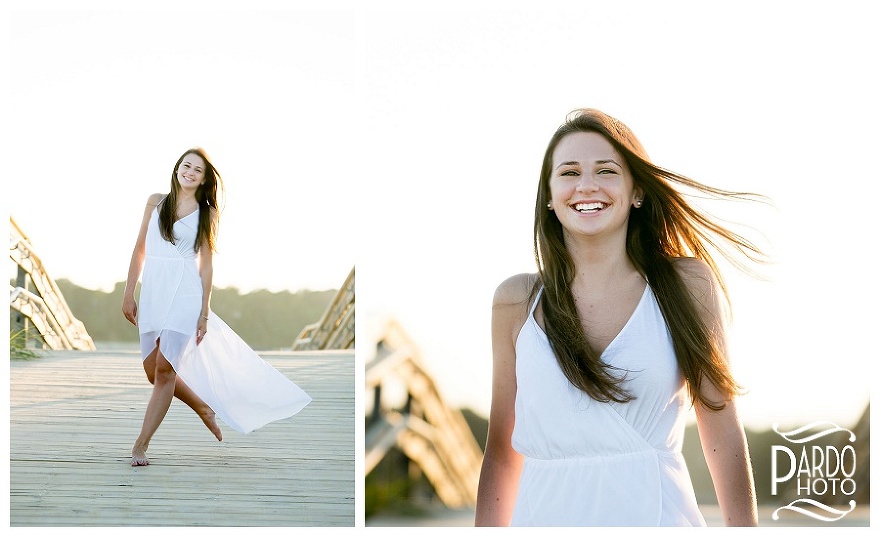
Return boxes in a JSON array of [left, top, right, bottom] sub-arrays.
[[200, 408, 222, 441], [131, 444, 150, 466]]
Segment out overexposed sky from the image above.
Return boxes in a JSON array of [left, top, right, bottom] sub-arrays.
[[5, 1, 878, 433], [356, 3, 878, 432], [6, 5, 356, 294]]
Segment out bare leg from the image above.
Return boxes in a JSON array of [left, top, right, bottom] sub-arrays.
[[132, 350, 177, 466], [143, 345, 222, 441]]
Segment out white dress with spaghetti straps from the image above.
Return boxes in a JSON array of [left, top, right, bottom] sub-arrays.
[[138, 205, 311, 434], [510, 285, 705, 526]]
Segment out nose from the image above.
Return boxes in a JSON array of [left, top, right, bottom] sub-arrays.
[[575, 173, 599, 193]]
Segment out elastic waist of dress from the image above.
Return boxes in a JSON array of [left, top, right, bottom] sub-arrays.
[[521, 448, 682, 465], [145, 254, 188, 260]]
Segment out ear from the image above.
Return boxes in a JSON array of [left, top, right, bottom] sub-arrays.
[[632, 185, 645, 207]]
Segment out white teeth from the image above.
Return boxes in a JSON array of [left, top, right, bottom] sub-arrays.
[[574, 202, 606, 212]]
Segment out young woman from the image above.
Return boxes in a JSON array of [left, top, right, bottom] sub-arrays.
[[475, 110, 762, 526], [122, 148, 311, 467]]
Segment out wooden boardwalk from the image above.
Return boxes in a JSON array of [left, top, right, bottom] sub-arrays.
[[9, 349, 354, 527]]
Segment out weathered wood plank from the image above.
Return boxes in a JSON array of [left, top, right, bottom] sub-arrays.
[[10, 349, 355, 527]]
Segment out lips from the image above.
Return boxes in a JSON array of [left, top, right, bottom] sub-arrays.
[[572, 201, 608, 213]]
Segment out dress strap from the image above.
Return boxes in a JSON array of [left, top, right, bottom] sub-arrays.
[[529, 286, 544, 316], [153, 195, 168, 215]]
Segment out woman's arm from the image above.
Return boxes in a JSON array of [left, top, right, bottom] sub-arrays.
[[677, 258, 758, 526], [122, 194, 163, 326], [195, 207, 218, 345], [695, 391, 758, 525], [474, 274, 532, 526]]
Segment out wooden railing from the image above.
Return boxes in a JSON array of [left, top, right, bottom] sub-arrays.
[[292, 266, 354, 351], [9, 216, 96, 351], [365, 319, 483, 508]]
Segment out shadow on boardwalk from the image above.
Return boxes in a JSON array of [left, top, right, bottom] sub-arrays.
[[9, 349, 354, 527]]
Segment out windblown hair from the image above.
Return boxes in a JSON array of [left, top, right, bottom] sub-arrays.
[[533, 109, 767, 411], [159, 147, 224, 253]]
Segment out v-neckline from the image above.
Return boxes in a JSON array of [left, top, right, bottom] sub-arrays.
[[531, 283, 650, 359], [176, 208, 198, 223], [594, 282, 649, 358], [155, 202, 198, 224]]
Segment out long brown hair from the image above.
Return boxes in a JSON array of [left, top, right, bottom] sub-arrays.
[[534, 109, 767, 411], [159, 147, 224, 253]]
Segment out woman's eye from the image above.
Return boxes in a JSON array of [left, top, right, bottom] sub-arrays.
[[598, 168, 616, 174], [561, 170, 579, 177]]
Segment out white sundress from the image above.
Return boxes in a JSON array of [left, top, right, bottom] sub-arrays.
[[510, 285, 706, 526], [138, 205, 311, 434]]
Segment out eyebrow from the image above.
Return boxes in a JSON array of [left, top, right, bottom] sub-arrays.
[[555, 159, 621, 170]]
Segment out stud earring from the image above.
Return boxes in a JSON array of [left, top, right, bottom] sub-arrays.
[[547, 202, 553, 211], [635, 199, 643, 208]]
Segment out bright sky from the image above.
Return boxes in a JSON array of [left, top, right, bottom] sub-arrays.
[[5, 3, 356, 294], [355, 2, 878, 433], [5, 1, 878, 435]]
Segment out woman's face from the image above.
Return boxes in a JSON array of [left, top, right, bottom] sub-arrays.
[[548, 131, 642, 242], [176, 152, 206, 193]]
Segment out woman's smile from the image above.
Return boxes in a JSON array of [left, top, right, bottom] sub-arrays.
[[549, 131, 641, 238]]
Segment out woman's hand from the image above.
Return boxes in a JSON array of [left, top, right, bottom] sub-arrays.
[[196, 315, 208, 345], [122, 294, 138, 326]]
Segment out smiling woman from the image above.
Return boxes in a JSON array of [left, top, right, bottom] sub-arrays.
[[122, 147, 312, 467], [476, 108, 770, 527], [548, 132, 643, 245]]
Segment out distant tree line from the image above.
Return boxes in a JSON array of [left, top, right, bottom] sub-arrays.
[[53, 279, 337, 350]]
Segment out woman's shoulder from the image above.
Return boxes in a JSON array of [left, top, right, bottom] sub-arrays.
[[493, 272, 539, 308], [138, 193, 165, 220], [146, 192, 165, 207], [669, 256, 722, 311], [670, 257, 716, 288]]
